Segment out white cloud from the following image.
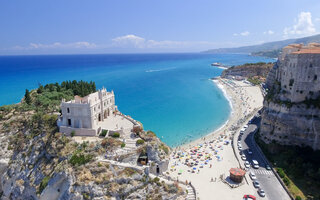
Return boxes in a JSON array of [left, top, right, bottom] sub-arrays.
[[233, 31, 250, 37], [264, 30, 274, 35], [111, 34, 215, 49], [240, 31, 250, 36], [283, 12, 316, 36], [111, 34, 146, 48], [13, 41, 97, 50]]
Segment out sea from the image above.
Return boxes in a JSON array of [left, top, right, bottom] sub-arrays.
[[0, 53, 274, 147]]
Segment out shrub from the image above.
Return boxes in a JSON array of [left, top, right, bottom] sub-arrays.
[[153, 177, 160, 183], [121, 142, 126, 148], [71, 131, 75, 137], [69, 153, 93, 166], [277, 168, 285, 178], [160, 144, 169, 155], [136, 139, 145, 145], [112, 132, 120, 138], [283, 177, 290, 186], [39, 176, 50, 194], [100, 130, 108, 137], [295, 196, 302, 200]]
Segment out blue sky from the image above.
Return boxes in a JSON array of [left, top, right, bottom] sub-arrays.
[[1, 0, 320, 54]]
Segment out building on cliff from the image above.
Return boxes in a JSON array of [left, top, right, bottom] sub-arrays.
[[58, 88, 118, 136], [261, 43, 320, 150]]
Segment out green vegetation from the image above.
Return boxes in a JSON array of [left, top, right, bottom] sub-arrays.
[[242, 62, 271, 66], [121, 142, 126, 148], [71, 130, 75, 137], [136, 139, 145, 145], [247, 77, 262, 85], [0, 80, 96, 113], [159, 143, 170, 155], [255, 133, 320, 199], [111, 132, 120, 138], [39, 176, 50, 194], [82, 193, 90, 200], [99, 130, 108, 137], [24, 89, 32, 105], [69, 152, 93, 166]]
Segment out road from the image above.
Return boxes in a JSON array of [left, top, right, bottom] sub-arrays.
[[237, 116, 291, 200]]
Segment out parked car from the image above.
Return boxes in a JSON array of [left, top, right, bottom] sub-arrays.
[[239, 150, 243, 155], [253, 181, 260, 188], [252, 160, 259, 169], [245, 161, 250, 168], [241, 155, 246, 161], [266, 165, 271, 170], [238, 146, 242, 150], [243, 194, 256, 200], [258, 189, 266, 197], [244, 124, 248, 129], [249, 171, 256, 180]]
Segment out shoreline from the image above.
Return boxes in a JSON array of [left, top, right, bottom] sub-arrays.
[[168, 78, 265, 199], [175, 77, 263, 150], [176, 77, 237, 150]]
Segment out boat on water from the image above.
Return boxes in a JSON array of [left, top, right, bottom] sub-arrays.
[[211, 62, 221, 66]]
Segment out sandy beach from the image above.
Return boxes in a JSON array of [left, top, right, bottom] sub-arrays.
[[167, 77, 264, 200]]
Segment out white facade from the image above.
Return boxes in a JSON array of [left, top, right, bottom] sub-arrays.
[[58, 88, 117, 136]]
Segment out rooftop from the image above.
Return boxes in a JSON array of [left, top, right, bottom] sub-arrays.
[[284, 43, 320, 54]]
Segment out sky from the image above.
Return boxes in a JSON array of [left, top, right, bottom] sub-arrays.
[[1, 0, 320, 55]]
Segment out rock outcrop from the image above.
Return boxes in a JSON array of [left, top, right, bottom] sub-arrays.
[[260, 43, 320, 150], [221, 62, 274, 79], [0, 92, 183, 200]]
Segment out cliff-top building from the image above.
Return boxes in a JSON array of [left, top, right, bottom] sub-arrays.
[[261, 43, 320, 150], [58, 88, 118, 136]]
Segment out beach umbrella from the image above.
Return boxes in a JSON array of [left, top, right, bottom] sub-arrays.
[[193, 167, 197, 170]]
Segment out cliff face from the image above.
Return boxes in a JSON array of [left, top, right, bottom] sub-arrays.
[[0, 101, 182, 200], [260, 44, 320, 150]]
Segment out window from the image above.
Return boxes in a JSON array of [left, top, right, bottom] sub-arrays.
[[67, 108, 70, 113], [68, 119, 71, 126]]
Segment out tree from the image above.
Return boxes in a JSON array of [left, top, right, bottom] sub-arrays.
[[37, 85, 44, 94], [24, 89, 32, 105]]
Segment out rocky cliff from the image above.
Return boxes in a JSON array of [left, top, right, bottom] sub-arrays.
[[0, 83, 184, 200], [260, 43, 320, 150], [221, 62, 274, 84]]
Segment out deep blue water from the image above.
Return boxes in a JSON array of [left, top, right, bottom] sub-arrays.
[[0, 53, 274, 146]]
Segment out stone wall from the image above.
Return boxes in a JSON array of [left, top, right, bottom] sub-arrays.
[[59, 126, 97, 136], [260, 44, 320, 150]]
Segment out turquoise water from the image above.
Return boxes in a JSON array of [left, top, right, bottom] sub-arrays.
[[0, 53, 274, 146]]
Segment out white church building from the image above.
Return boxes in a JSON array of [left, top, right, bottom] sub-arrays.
[[58, 88, 118, 136]]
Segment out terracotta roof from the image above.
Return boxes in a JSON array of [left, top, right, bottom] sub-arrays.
[[291, 48, 320, 54], [229, 168, 246, 176]]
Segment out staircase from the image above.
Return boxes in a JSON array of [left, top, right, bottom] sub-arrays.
[[186, 185, 196, 200]]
